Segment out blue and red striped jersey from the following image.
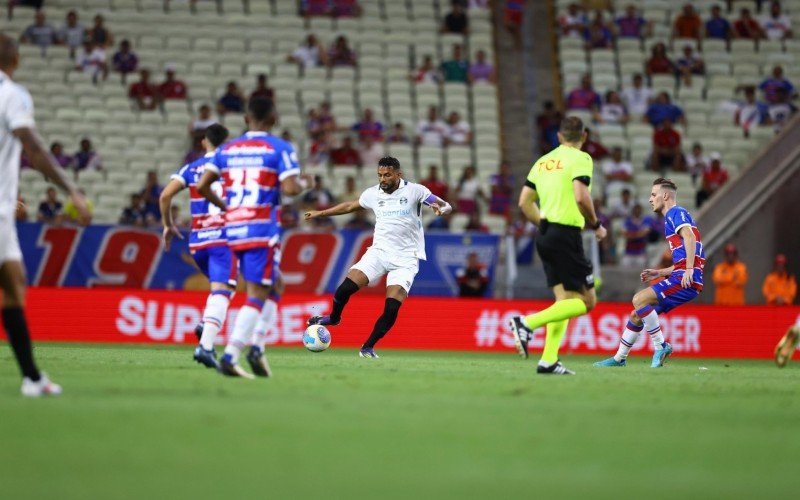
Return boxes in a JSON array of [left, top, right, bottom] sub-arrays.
[[205, 131, 299, 251], [171, 153, 226, 252], [664, 205, 705, 284]]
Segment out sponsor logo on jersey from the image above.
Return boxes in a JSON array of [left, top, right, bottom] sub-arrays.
[[400, 197, 408, 205]]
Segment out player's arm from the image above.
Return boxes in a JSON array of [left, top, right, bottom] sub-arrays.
[[678, 225, 696, 288], [196, 169, 227, 211], [304, 200, 363, 220], [159, 179, 185, 251], [422, 194, 452, 216], [573, 178, 607, 241], [13, 127, 90, 223], [281, 173, 313, 196], [518, 184, 541, 226]]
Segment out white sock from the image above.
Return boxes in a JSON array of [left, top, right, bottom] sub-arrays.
[[224, 300, 262, 360], [638, 307, 666, 349], [251, 299, 278, 350], [200, 292, 230, 350], [614, 321, 644, 361]]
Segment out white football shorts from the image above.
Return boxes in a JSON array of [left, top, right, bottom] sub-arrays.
[[0, 215, 22, 264], [351, 247, 419, 293]]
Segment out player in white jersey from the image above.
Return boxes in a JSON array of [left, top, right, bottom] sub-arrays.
[[0, 34, 90, 396], [305, 156, 452, 358]]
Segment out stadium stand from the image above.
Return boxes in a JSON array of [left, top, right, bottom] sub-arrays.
[[6, 0, 502, 231]]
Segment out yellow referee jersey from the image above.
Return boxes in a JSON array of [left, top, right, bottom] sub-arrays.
[[526, 145, 594, 229]]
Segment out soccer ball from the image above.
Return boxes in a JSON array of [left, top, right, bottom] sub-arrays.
[[303, 325, 331, 352]]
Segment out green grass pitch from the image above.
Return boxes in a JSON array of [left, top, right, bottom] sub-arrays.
[[1, 344, 799, 499]]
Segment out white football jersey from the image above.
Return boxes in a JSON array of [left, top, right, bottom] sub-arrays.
[[359, 179, 433, 260], [0, 69, 35, 219]]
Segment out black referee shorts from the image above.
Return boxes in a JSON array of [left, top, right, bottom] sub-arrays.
[[536, 220, 595, 292]]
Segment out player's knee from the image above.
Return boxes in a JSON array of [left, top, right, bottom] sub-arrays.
[[582, 289, 597, 311], [629, 310, 642, 325], [631, 291, 648, 310]]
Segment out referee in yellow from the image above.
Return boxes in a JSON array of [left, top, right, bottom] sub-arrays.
[[509, 117, 607, 375]]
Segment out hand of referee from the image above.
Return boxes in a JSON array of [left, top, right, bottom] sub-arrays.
[[594, 224, 607, 241]]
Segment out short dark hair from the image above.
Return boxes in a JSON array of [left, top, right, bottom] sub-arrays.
[[248, 97, 274, 122], [559, 116, 585, 143], [653, 177, 678, 192], [204, 124, 229, 148], [378, 156, 401, 170]]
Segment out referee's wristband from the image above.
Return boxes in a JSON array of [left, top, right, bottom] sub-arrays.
[[590, 220, 602, 230]]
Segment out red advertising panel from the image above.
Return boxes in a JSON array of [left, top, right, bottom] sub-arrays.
[[3, 288, 798, 360]]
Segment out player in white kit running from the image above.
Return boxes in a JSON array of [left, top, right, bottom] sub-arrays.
[[0, 34, 90, 396], [304, 156, 452, 358]]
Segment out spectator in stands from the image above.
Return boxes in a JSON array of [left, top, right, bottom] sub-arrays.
[[303, 175, 336, 211], [584, 10, 613, 50], [50, 142, 74, 169], [488, 161, 514, 218], [421, 165, 449, 200], [330, 136, 361, 166], [675, 44, 705, 87], [74, 38, 108, 83], [129, 69, 159, 111], [112, 39, 138, 82], [759, 65, 796, 104], [441, 44, 469, 83], [58, 10, 84, 58], [358, 136, 385, 168], [87, 14, 113, 49], [119, 193, 148, 227], [216, 80, 245, 115], [15, 195, 28, 222], [287, 34, 327, 69], [386, 122, 410, 144], [332, 0, 361, 18], [602, 146, 634, 196], [280, 204, 300, 230], [645, 42, 676, 77], [733, 8, 766, 40], [763, 254, 796, 305], [464, 212, 489, 233], [428, 211, 453, 230], [558, 2, 588, 38], [444, 111, 472, 146], [608, 188, 634, 219], [442, 1, 470, 35], [455, 166, 486, 215], [644, 92, 686, 126], [37, 187, 63, 224], [581, 128, 609, 160], [411, 54, 442, 84], [468, 49, 495, 84], [184, 136, 205, 164], [504, 0, 524, 49], [8, 0, 43, 21], [712, 244, 748, 306], [735, 86, 768, 135], [759, 0, 793, 41], [593, 198, 613, 263], [327, 35, 357, 67], [158, 64, 187, 100], [566, 73, 601, 111], [73, 138, 102, 172], [672, 3, 702, 41], [343, 210, 373, 231], [621, 73, 654, 117], [20, 10, 56, 51], [621, 204, 653, 268], [650, 119, 684, 172], [685, 142, 710, 185], [536, 100, 562, 152], [307, 131, 333, 168], [140, 170, 163, 219], [615, 4, 650, 39], [705, 4, 732, 41], [416, 106, 449, 147], [249, 73, 274, 102], [352, 108, 384, 142], [767, 87, 797, 133], [457, 252, 489, 297], [317, 101, 339, 134], [595, 90, 629, 124], [188, 104, 217, 141], [64, 188, 93, 225], [695, 152, 728, 207], [301, 0, 332, 17], [340, 176, 360, 203]]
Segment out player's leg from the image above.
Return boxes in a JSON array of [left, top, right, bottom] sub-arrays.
[[632, 286, 673, 368], [0, 260, 61, 396], [307, 249, 377, 326], [774, 324, 799, 368], [251, 273, 282, 351], [594, 309, 643, 367]]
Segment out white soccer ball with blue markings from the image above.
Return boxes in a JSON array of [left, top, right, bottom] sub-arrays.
[[303, 325, 331, 352]]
